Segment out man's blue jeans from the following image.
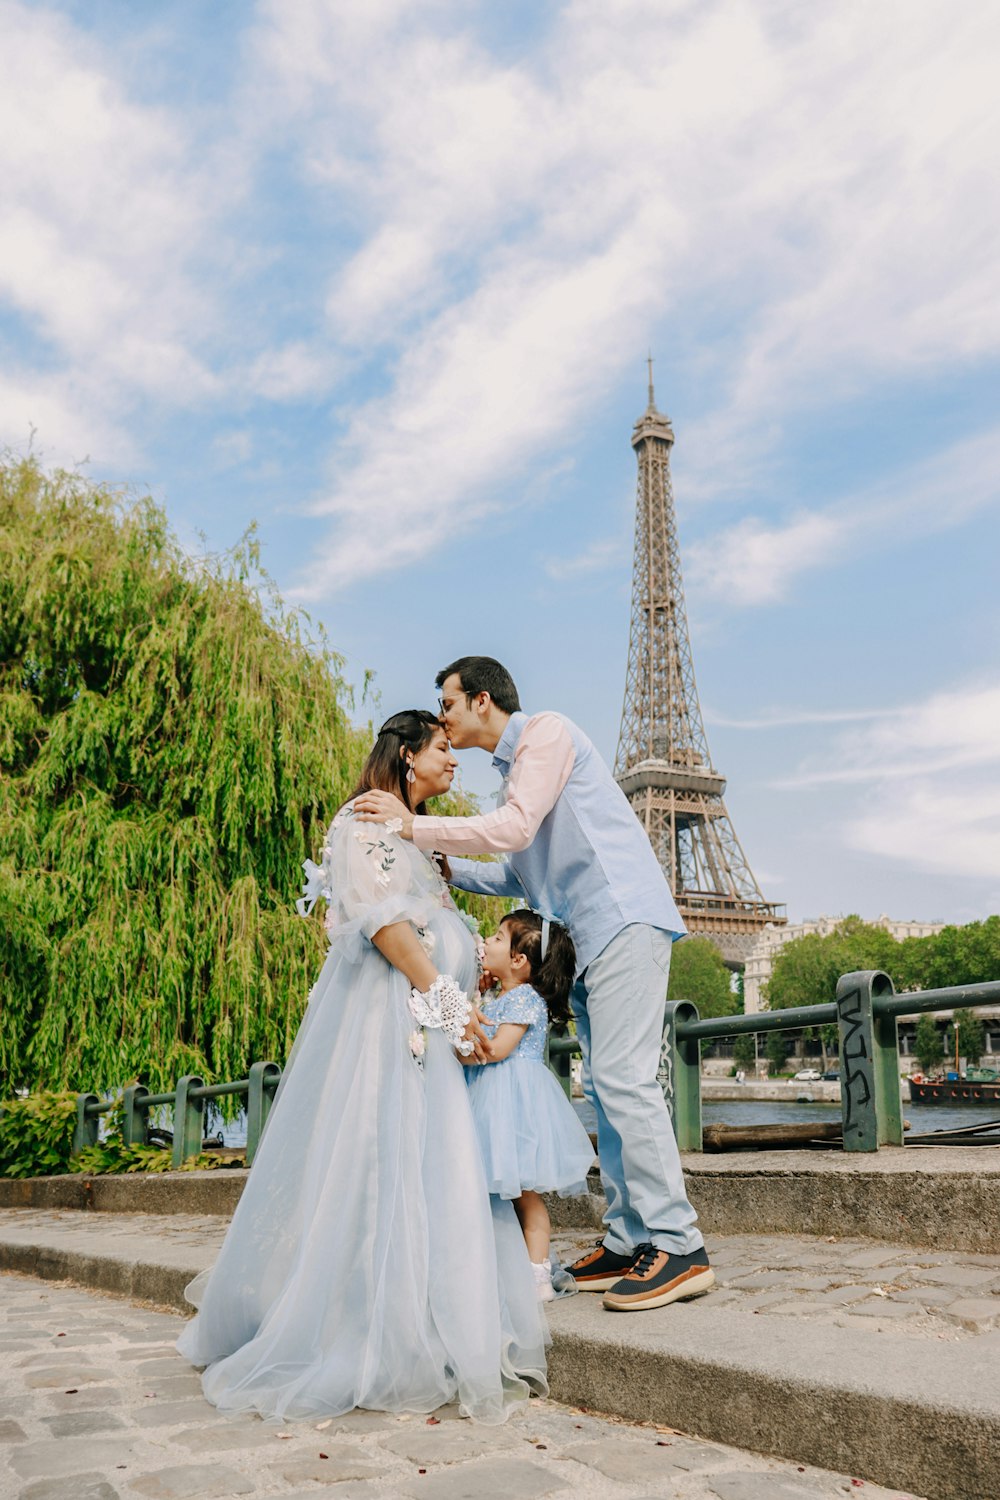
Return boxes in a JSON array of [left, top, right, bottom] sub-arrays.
[[571, 923, 702, 1256]]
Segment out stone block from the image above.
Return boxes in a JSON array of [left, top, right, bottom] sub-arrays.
[[130, 1400, 223, 1429], [943, 1298, 1000, 1330], [19, 1474, 119, 1500], [11, 1437, 143, 1481], [706, 1473, 823, 1500], [23, 1366, 113, 1389], [41, 1411, 126, 1438], [380, 1425, 518, 1466], [396, 1456, 568, 1500], [129, 1463, 255, 1498], [45, 1388, 123, 1412], [908, 1264, 999, 1288], [169, 1422, 276, 1453], [561, 1436, 722, 1482], [848, 1299, 916, 1319], [270, 1446, 389, 1485], [0, 1418, 27, 1441]]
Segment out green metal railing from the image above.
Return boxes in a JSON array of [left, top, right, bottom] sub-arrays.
[[73, 1062, 281, 1167], [70, 969, 998, 1167], [550, 970, 1000, 1154]]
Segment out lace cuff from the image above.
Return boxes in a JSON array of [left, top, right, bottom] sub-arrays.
[[408, 974, 475, 1056]]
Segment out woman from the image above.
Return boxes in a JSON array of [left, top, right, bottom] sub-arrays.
[[176, 710, 548, 1423]]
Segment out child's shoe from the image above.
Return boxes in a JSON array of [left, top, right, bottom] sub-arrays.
[[532, 1258, 555, 1302]]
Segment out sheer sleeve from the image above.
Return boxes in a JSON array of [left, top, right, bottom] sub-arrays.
[[302, 805, 445, 964], [494, 985, 547, 1029]]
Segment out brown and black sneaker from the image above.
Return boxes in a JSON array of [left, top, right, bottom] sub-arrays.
[[602, 1244, 715, 1311], [566, 1239, 639, 1291]]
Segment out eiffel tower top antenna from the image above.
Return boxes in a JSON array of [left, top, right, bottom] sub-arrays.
[[615, 362, 785, 965]]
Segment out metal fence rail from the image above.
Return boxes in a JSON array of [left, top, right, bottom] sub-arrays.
[[68, 970, 1000, 1166]]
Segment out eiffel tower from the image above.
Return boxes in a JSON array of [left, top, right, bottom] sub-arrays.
[[614, 363, 786, 966]]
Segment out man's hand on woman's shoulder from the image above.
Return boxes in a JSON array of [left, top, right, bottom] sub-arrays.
[[354, 789, 414, 838]]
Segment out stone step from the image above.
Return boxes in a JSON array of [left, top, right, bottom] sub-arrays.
[[5, 1145, 1000, 1251], [1, 1207, 998, 1500]]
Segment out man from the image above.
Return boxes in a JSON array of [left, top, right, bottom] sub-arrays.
[[355, 656, 713, 1312]]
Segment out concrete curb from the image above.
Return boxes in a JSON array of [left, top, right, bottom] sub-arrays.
[[4, 1150, 1000, 1250], [2, 1230, 997, 1500], [547, 1299, 1000, 1500]]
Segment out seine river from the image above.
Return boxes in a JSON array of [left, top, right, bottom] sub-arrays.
[[574, 1098, 1000, 1137]]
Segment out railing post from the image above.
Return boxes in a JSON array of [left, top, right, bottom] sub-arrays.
[[246, 1062, 281, 1166], [836, 970, 903, 1151], [172, 1076, 205, 1168], [73, 1093, 100, 1154], [121, 1084, 150, 1147], [661, 1001, 702, 1151]]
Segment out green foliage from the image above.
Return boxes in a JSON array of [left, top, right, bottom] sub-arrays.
[[732, 1034, 756, 1071], [0, 1091, 77, 1178], [0, 457, 511, 1099], [766, 915, 1000, 1018], [764, 1031, 789, 1072], [913, 1015, 944, 1073], [668, 937, 737, 1019], [947, 1013, 986, 1068], [0, 457, 374, 1094], [764, 917, 898, 1011]]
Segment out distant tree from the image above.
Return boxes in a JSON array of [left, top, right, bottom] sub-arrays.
[[733, 1034, 756, 1073], [915, 918, 1000, 990], [914, 1015, 944, 1074], [668, 937, 736, 1019], [764, 1031, 789, 1074], [947, 1014, 986, 1069]]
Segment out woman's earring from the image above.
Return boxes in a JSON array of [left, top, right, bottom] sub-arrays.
[[406, 759, 416, 784]]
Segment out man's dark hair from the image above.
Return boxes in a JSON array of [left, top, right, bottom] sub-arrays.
[[435, 656, 521, 714]]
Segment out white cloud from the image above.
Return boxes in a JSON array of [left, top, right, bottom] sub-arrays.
[[545, 536, 627, 581], [0, 1, 223, 462], [245, 0, 1000, 595], [777, 683, 1000, 880], [688, 424, 1000, 605]]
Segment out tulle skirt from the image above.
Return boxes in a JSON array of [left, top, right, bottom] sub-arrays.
[[466, 1057, 596, 1201], [176, 913, 547, 1424]]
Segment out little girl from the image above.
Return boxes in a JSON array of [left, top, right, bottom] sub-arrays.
[[463, 910, 596, 1301]]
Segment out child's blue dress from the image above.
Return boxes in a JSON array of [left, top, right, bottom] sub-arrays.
[[465, 983, 596, 1200]]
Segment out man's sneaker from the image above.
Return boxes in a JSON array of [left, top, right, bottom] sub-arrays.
[[602, 1244, 715, 1311], [566, 1239, 639, 1291]]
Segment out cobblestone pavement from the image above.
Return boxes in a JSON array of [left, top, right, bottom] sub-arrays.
[[1, 1271, 927, 1500], [552, 1229, 1000, 1339], [4, 1206, 1000, 1339]]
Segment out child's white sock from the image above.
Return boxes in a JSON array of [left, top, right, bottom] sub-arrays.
[[531, 1258, 554, 1302]]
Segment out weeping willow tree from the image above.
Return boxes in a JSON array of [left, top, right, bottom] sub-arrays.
[[2, 456, 496, 1097]]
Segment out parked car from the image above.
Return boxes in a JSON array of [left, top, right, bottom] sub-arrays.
[[821, 1069, 840, 1081], [792, 1068, 822, 1081]]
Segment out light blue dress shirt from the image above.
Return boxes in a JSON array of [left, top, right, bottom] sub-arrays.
[[448, 711, 685, 975]]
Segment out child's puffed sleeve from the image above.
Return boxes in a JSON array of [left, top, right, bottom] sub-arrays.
[[494, 986, 546, 1028], [305, 810, 441, 964]]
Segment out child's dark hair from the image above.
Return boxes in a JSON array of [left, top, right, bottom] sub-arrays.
[[503, 909, 575, 1027]]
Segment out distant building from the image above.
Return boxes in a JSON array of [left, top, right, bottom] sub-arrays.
[[743, 914, 946, 1015]]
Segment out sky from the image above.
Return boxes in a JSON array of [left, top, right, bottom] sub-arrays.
[[2, 0, 999, 928]]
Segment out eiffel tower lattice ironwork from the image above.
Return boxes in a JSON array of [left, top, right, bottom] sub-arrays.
[[614, 363, 786, 965]]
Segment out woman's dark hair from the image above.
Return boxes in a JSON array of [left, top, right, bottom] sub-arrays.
[[342, 711, 451, 880], [435, 656, 521, 715], [502, 909, 575, 1027]]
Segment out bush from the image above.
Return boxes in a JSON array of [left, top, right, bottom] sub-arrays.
[[0, 1091, 77, 1178]]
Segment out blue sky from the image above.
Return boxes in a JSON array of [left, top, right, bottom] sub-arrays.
[[3, 0, 999, 926]]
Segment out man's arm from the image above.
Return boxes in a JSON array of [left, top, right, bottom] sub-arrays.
[[447, 856, 526, 900], [415, 713, 575, 855]]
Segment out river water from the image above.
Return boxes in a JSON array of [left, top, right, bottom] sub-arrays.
[[574, 1098, 1000, 1136], [213, 1095, 1000, 1148]]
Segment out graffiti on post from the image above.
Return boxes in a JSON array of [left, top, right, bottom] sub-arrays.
[[838, 980, 873, 1141]]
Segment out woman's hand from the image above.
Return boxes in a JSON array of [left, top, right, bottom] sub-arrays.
[[462, 1005, 494, 1063], [355, 790, 414, 837]]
